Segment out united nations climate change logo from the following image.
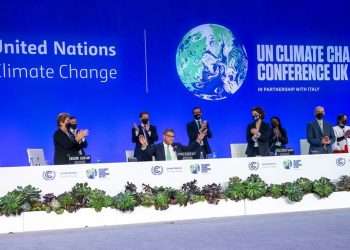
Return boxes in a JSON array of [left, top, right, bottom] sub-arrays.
[[176, 24, 248, 101]]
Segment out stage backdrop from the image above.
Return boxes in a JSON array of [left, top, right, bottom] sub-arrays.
[[0, 0, 349, 166]]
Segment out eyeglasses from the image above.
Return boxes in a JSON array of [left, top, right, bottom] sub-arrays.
[[165, 134, 175, 138]]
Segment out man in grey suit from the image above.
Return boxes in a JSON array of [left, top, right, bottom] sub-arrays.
[[307, 106, 335, 154]]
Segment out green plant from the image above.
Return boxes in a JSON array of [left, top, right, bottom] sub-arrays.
[[174, 191, 188, 206], [336, 175, 350, 191], [312, 177, 335, 198], [154, 192, 169, 210], [243, 175, 267, 200], [0, 190, 25, 216], [283, 182, 304, 202], [189, 194, 206, 204], [267, 184, 284, 199], [57, 192, 76, 213], [296, 178, 313, 194], [88, 189, 113, 212], [139, 192, 154, 207], [224, 177, 246, 201], [113, 192, 137, 212], [71, 183, 92, 208]]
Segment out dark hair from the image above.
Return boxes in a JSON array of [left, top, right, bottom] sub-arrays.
[[163, 128, 175, 135], [139, 112, 149, 118], [69, 115, 77, 120], [271, 116, 282, 128], [337, 114, 346, 123], [252, 106, 265, 119], [56, 112, 70, 127], [192, 106, 201, 112]]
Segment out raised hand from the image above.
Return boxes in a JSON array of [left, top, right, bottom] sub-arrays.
[[139, 135, 148, 148]]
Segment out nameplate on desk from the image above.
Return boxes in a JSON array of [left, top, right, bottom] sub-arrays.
[[68, 155, 91, 164]]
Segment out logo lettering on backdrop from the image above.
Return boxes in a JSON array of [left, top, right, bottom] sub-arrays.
[[0, 39, 118, 84]]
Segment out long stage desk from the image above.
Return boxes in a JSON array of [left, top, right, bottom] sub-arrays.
[[0, 153, 349, 196]]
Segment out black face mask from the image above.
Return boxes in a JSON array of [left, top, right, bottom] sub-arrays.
[[253, 115, 260, 121], [70, 124, 77, 130], [194, 114, 201, 120], [340, 120, 347, 127], [65, 123, 71, 129], [316, 113, 324, 120], [141, 119, 149, 125]]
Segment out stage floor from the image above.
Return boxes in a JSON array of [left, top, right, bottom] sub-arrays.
[[1, 208, 349, 250]]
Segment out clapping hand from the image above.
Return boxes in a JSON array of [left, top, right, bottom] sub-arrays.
[[139, 135, 148, 149], [76, 129, 88, 142]]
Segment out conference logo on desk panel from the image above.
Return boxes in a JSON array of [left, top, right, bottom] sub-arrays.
[[336, 157, 347, 167], [151, 166, 164, 175], [86, 168, 110, 179], [190, 163, 211, 174], [248, 162, 259, 171], [283, 159, 302, 170], [42, 170, 56, 181], [176, 24, 248, 101]]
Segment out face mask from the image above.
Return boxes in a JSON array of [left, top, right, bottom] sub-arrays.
[[316, 113, 324, 120], [340, 120, 347, 127], [65, 123, 71, 129], [70, 124, 77, 130], [141, 119, 149, 125], [253, 115, 260, 121], [194, 114, 201, 120]]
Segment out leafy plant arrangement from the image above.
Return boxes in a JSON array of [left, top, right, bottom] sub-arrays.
[[224, 177, 246, 201], [43, 193, 63, 214], [266, 184, 284, 199], [71, 183, 92, 209], [243, 174, 267, 200], [295, 178, 313, 194], [283, 182, 304, 202], [312, 177, 336, 198], [202, 183, 224, 204], [87, 189, 113, 212], [0, 185, 41, 216], [336, 175, 350, 191], [112, 192, 137, 212], [181, 180, 205, 204], [56, 192, 76, 213]]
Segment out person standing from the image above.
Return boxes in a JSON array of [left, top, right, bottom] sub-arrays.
[[307, 106, 335, 154], [332, 114, 350, 152], [53, 113, 89, 165], [186, 107, 213, 159], [245, 107, 271, 157], [131, 112, 158, 161], [269, 116, 288, 154], [69, 116, 88, 156]]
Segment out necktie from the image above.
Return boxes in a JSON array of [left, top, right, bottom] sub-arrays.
[[166, 145, 172, 160]]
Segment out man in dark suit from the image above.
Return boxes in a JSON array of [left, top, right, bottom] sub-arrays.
[[69, 116, 88, 156], [246, 107, 271, 157], [132, 112, 158, 161], [186, 107, 213, 159], [139, 128, 206, 161], [54, 113, 89, 165], [307, 106, 335, 154]]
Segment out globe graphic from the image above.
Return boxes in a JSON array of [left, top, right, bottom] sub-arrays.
[[176, 24, 248, 101]]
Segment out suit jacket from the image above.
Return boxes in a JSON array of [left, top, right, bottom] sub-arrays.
[[132, 124, 158, 161], [245, 121, 271, 157], [307, 120, 336, 154], [53, 129, 87, 165], [186, 120, 212, 157], [140, 141, 200, 161]]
